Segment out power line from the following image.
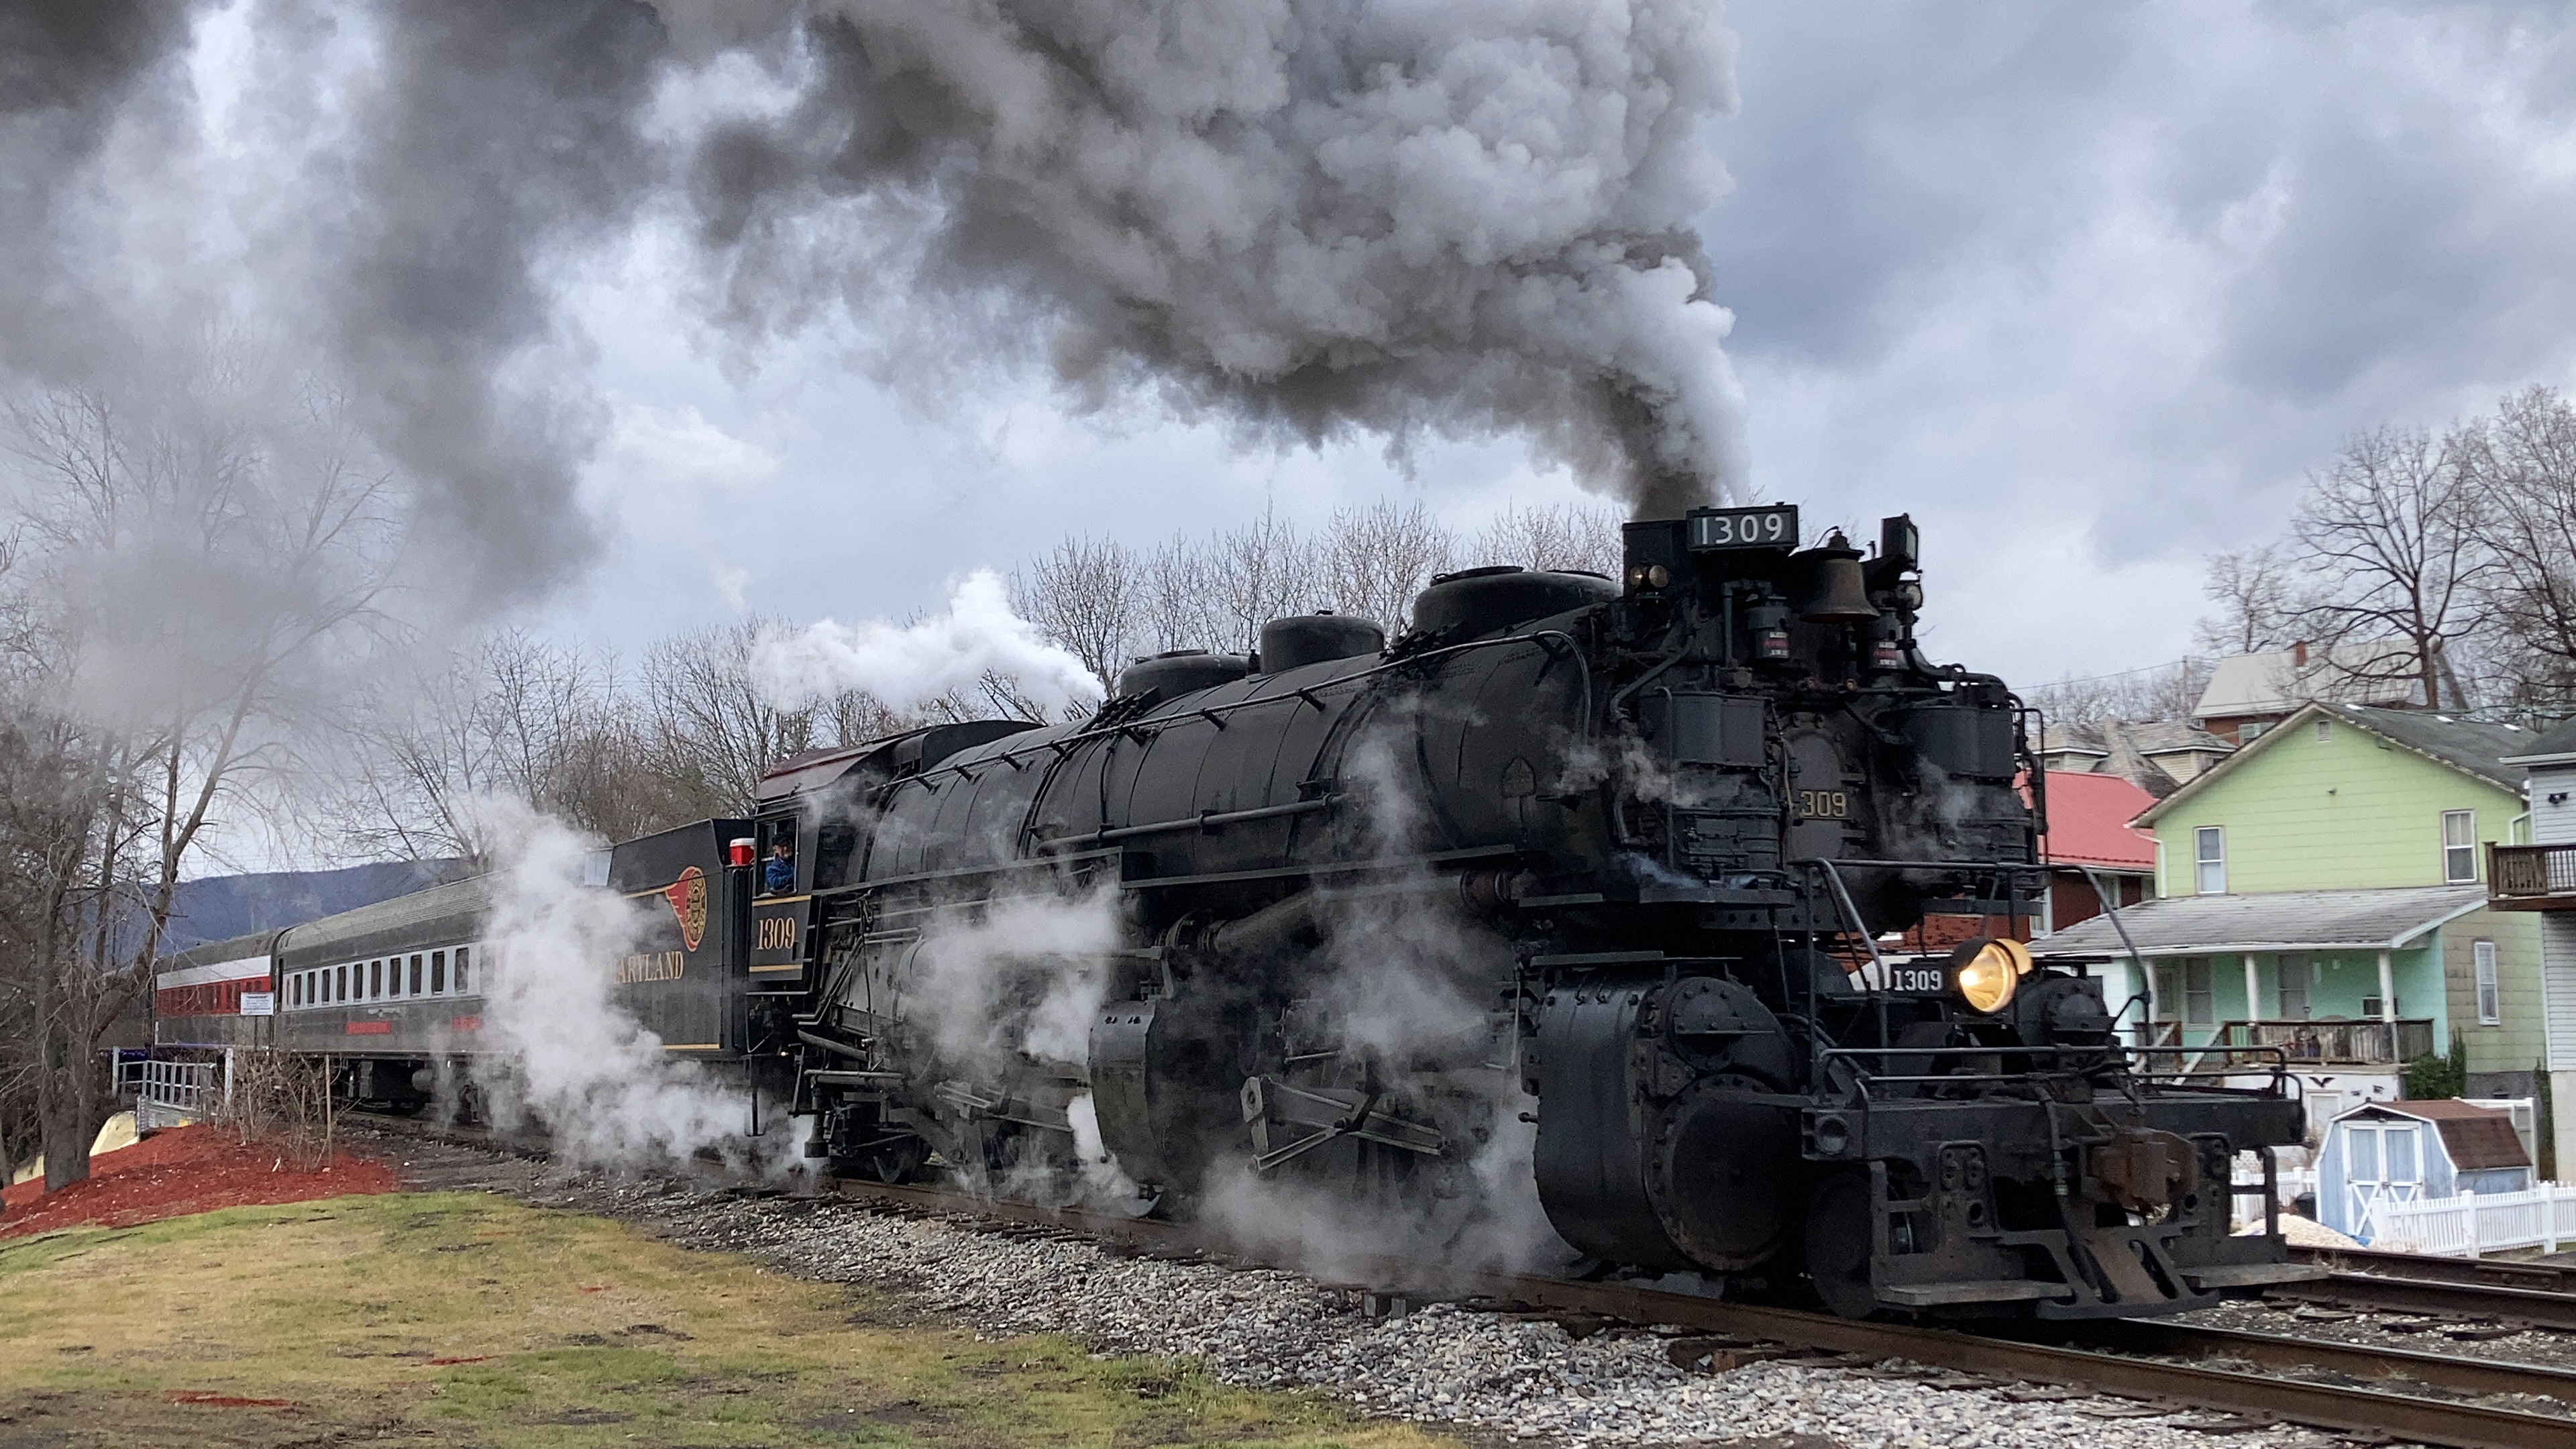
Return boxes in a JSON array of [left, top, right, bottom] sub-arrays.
[[2034, 655, 2209, 690]]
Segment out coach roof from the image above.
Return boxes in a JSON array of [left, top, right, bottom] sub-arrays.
[[274, 875, 490, 971]]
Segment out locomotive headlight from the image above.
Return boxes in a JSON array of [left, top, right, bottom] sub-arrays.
[[1948, 936, 2031, 1014]]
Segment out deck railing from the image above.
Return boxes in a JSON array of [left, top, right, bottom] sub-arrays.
[[2210, 1018, 2435, 1065], [2490, 842, 2576, 910]]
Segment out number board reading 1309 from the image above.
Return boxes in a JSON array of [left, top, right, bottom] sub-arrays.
[[1686, 504, 1799, 551]]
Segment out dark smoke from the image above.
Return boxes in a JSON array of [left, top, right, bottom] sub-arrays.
[[0, 1, 199, 382], [1, 0, 670, 608], [311, 0, 668, 602], [3, 0, 1746, 633], [663, 0, 1748, 514]]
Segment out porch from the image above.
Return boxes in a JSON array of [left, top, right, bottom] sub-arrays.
[[2036, 883, 2485, 1062], [2489, 842, 2576, 911], [2191, 1017, 2437, 1065]]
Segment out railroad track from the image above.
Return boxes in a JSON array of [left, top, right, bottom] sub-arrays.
[[2278, 1244, 2576, 1330], [827, 1177, 2576, 1449], [348, 1114, 2576, 1448]]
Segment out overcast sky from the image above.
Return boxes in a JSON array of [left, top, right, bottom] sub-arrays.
[[525, 3, 2576, 690]]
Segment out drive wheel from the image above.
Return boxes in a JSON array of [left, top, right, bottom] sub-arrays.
[[1805, 1171, 1881, 1320]]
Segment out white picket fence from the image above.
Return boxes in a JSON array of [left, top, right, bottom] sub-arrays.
[[2369, 1181, 2576, 1257]]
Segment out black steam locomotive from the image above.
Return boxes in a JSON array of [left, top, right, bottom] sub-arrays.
[[756, 504, 2308, 1318], [157, 502, 2308, 1319]]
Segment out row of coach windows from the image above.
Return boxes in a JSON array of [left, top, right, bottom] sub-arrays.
[[286, 945, 478, 1010]]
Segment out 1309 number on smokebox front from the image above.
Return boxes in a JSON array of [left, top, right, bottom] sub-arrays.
[[1792, 789, 1850, 820], [1687, 505, 1799, 551], [1887, 967, 1947, 994]]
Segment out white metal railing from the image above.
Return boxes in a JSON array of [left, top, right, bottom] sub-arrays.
[[2230, 1167, 2318, 1229], [136, 1059, 217, 1130], [2368, 1181, 2576, 1256]]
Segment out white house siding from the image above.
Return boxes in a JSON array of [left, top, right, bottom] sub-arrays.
[[2535, 767, 2576, 845], [2527, 762, 2576, 1172]]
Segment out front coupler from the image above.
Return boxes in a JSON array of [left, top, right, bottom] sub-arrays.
[[1803, 1088, 2318, 1318]]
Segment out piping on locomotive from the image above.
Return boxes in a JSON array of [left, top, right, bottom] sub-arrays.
[[759, 503, 2310, 1319], [152, 503, 2313, 1320]]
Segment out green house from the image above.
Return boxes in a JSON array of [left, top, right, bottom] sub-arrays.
[[2041, 702, 2546, 1119]]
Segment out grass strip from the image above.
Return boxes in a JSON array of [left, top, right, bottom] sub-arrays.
[[0, 1190, 1458, 1448]]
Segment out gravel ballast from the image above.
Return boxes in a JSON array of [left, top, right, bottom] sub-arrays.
[[359, 1128, 2386, 1448]]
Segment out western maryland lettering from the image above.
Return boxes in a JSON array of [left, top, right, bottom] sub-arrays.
[[616, 950, 686, 984]]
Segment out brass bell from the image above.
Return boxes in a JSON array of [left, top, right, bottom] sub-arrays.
[[1801, 531, 1880, 623]]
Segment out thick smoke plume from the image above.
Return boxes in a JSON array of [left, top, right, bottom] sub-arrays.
[[750, 567, 1104, 716], [666, 0, 1748, 514], [4, 0, 668, 608], [467, 794, 792, 1175], [7, 1, 1747, 625]]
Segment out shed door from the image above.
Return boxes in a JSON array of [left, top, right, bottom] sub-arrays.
[[2345, 1121, 2424, 1240]]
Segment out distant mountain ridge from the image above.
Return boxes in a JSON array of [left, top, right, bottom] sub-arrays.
[[162, 860, 473, 953]]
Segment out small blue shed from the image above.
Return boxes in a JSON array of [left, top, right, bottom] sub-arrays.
[[2315, 1099, 2534, 1242]]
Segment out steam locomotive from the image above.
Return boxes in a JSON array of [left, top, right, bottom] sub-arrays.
[[156, 503, 2310, 1319]]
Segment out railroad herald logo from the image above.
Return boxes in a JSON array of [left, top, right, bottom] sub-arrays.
[[661, 866, 708, 953]]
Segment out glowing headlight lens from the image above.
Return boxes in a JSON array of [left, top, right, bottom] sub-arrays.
[[1950, 938, 2025, 1014]]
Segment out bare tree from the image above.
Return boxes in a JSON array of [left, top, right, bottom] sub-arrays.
[[2025, 658, 2214, 733], [2285, 427, 2494, 711], [641, 617, 828, 818], [1321, 500, 1454, 633], [335, 631, 687, 859], [1206, 506, 1324, 653], [2461, 386, 2576, 710], [1470, 500, 1625, 576], [1148, 536, 1226, 655], [2192, 544, 2305, 656], [0, 377, 398, 1189], [1011, 537, 1140, 694]]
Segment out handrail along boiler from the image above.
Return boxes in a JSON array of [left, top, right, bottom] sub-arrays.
[[749, 502, 2308, 1319]]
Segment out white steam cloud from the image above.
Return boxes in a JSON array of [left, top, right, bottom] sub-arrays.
[[466, 794, 790, 1177], [749, 568, 1105, 718], [904, 884, 1125, 1074]]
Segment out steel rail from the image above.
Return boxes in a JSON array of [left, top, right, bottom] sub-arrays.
[[2269, 1270, 2576, 1332], [2039, 1316, 2576, 1403], [2293, 1244, 2576, 1295], [820, 1178, 2576, 1449]]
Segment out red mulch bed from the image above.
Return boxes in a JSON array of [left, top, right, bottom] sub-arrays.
[[0, 1124, 396, 1239]]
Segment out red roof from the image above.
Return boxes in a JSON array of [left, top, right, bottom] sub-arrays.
[[2033, 770, 2158, 871]]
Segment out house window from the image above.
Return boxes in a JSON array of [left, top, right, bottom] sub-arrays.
[[2316, 717, 2333, 743], [2443, 810, 2478, 883], [2195, 826, 2226, 895], [2184, 957, 2214, 1026], [2476, 939, 2502, 1025], [2277, 953, 2310, 1022], [2241, 721, 2269, 742]]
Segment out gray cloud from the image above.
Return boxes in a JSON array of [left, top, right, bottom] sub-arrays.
[[1707, 2, 2576, 560]]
